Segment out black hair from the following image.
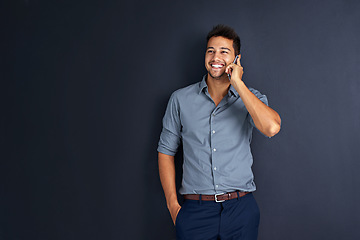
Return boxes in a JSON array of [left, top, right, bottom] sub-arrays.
[[206, 24, 241, 55]]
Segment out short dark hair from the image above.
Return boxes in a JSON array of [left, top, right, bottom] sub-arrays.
[[206, 24, 241, 56]]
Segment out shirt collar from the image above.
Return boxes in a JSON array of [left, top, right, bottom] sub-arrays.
[[228, 85, 239, 97], [198, 75, 239, 97], [198, 75, 208, 94]]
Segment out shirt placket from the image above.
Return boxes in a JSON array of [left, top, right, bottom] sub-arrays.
[[209, 97, 230, 193], [210, 108, 219, 192]]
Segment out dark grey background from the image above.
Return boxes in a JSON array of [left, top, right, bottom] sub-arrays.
[[1, 0, 360, 239]]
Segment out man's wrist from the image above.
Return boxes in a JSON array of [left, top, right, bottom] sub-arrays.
[[166, 195, 179, 210], [232, 78, 246, 93]]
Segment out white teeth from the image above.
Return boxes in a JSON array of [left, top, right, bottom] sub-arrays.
[[212, 64, 223, 68]]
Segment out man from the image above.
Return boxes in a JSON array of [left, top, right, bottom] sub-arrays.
[[158, 24, 281, 240]]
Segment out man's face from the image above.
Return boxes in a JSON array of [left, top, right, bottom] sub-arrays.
[[205, 36, 236, 80]]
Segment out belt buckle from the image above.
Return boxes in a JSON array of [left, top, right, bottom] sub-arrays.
[[215, 193, 225, 203]]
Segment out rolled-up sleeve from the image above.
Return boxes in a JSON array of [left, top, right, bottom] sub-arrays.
[[247, 88, 269, 128], [157, 92, 182, 156]]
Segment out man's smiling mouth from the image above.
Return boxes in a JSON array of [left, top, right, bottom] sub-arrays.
[[210, 63, 225, 69]]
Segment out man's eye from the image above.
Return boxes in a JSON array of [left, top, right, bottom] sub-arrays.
[[208, 50, 214, 53], [221, 51, 228, 54]]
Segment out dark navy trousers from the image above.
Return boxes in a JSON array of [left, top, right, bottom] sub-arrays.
[[175, 193, 260, 240]]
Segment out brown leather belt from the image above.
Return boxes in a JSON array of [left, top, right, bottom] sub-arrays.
[[184, 191, 249, 202]]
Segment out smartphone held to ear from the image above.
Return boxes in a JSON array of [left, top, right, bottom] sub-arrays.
[[227, 55, 239, 80]]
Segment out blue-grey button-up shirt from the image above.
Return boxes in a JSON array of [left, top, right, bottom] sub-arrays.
[[158, 76, 268, 195]]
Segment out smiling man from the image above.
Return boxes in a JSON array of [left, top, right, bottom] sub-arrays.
[[158, 24, 281, 240]]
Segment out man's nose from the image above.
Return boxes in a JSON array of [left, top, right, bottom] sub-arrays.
[[212, 52, 222, 61]]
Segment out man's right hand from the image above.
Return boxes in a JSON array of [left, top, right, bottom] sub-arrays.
[[158, 153, 181, 225], [169, 202, 182, 225]]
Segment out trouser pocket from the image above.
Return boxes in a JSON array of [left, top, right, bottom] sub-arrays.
[[175, 201, 187, 226]]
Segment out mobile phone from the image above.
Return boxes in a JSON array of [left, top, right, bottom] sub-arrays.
[[227, 55, 239, 80]]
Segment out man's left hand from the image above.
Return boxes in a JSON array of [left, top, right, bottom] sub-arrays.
[[225, 55, 244, 87]]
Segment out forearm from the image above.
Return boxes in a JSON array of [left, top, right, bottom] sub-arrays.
[[158, 152, 180, 210], [233, 81, 281, 137]]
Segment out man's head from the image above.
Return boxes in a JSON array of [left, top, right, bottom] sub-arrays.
[[205, 25, 241, 80], [206, 25, 241, 56]]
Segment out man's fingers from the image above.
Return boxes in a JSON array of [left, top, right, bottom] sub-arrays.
[[237, 54, 242, 67], [176, 206, 181, 216], [172, 206, 182, 225], [225, 64, 231, 75], [226, 63, 236, 75]]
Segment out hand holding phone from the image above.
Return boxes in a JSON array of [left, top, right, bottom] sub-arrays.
[[227, 55, 239, 80]]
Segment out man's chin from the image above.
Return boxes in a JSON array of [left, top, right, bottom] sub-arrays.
[[209, 72, 226, 80]]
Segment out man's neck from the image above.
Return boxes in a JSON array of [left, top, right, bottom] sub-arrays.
[[206, 74, 230, 106]]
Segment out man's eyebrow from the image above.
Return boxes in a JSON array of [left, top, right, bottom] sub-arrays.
[[220, 47, 231, 51], [206, 47, 231, 51]]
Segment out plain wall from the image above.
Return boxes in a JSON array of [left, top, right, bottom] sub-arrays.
[[1, 0, 360, 239]]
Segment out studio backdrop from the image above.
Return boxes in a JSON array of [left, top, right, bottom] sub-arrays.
[[2, 0, 360, 239]]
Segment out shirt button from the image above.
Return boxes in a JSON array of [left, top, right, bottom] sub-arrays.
[[212, 113, 215, 116], [214, 167, 217, 170], [212, 130, 216, 134], [213, 148, 217, 152], [216, 185, 219, 188]]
